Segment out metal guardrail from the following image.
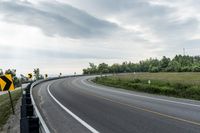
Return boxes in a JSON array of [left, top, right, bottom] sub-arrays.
[[20, 83, 39, 133]]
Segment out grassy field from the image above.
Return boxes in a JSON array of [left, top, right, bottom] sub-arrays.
[[93, 72, 200, 100], [0, 89, 21, 129]]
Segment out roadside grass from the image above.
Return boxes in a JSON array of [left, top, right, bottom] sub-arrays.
[[93, 72, 200, 100], [0, 89, 21, 130]]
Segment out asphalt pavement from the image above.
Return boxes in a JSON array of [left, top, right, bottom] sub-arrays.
[[32, 76, 200, 133]]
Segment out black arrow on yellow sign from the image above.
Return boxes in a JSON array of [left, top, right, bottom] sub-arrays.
[[0, 74, 15, 114], [28, 73, 32, 79], [0, 74, 15, 91], [0, 76, 12, 91]]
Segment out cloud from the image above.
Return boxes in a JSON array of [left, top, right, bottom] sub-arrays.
[[0, 0, 118, 38], [61, 0, 200, 41], [1, 0, 200, 75], [0, 44, 131, 60]]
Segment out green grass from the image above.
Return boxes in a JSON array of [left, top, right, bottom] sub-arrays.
[[93, 72, 200, 100], [0, 89, 21, 129]]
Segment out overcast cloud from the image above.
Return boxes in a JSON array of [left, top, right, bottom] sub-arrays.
[[0, 0, 118, 38], [0, 0, 200, 75]]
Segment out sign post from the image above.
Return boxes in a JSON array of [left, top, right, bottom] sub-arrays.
[[0, 74, 15, 114], [8, 91, 15, 114], [148, 80, 151, 85]]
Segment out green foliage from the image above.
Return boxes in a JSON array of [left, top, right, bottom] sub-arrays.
[[192, 65, 200, 72], [93, 74, 200, 100], [83, 55, 200, 74], [132, 79, 141, 83], [34, 68, 40, 80], [33, 68, 44, 80], [98, 63, 109, 74], [149, 67, 159, 73], [160, 56, 170, 70], [0, 89, 21, 129]]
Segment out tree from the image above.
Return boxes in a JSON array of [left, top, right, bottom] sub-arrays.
[[192, 65, 200, 72], [98, 63, 109, 74], [83, 68, 89, 74], [148, 58, 161, 72], [111, 64, 120, 73], [89, 63, 98, 74], [167, 61, 181, 72], [139, 60, 150, 72], [149, 67, 159, 73], [20, 74, 29, 83], [121, 62, 131, 73], [34, 68, 44, 80], [82, 55, 200, 74], [160, 56, 170, 71], [34, 68, 40, 80]]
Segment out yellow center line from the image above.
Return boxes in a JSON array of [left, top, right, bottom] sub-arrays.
[[85, 91, 200, 126]]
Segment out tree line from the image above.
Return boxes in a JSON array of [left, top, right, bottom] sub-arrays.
[[83, 55, 200, 74]]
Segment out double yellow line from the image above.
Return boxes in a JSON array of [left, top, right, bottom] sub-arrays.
[[86, 91, 200, 126]]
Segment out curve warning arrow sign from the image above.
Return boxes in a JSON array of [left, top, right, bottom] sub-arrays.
[[0, 74, 15, 91], [28, 73, 33, 79]]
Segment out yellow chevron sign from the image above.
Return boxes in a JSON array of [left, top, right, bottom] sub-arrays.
[[0, 74, 15, 91], [28, 73, 33, 79]]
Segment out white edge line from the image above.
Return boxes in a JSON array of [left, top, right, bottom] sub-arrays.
[[82, 79, 200, 108], [31, 82, 51, 133], [47, 83, 99, 133]]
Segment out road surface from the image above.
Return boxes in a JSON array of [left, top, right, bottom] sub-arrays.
[[32, 76, 200, 133]]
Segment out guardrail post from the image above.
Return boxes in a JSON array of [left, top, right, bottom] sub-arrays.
[[22, 97, 32, 105], [20, 84, 39, 133], [20, 117, 39, 133], [21, 104, 34, 118]]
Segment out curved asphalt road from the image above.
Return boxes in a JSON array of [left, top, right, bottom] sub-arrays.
[[32, 76, 200, 133]]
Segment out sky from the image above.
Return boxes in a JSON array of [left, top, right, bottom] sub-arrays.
[[0, 0, 200, 76]]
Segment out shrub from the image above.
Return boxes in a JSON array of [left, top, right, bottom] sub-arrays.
[[132, 79, 141, 83], [184, 86, 200, 100], [173, 83, 189, 90], [192, 66, 200, 72], [149, 67, 159, 73]]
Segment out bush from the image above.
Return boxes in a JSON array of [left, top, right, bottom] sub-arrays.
[[173, 83, 189, 90], [149, 67, 159, 73], [160, 87, 177, 95], [184, 86, 200, 100], [192, 66, 200, 72], [131, 79, 141, 83]]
